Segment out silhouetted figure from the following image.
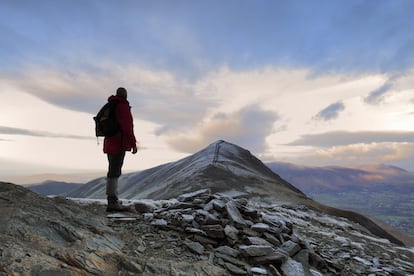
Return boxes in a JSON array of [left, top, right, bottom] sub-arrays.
[[103, 87, 137, 212]]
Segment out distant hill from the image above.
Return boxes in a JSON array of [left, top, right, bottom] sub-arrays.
[[266, 162, 414, 236], [25, 180, 83, 196], [266, 162, 413, 193]]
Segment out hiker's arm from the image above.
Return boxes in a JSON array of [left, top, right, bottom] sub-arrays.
[[117, 103, 137, 150]]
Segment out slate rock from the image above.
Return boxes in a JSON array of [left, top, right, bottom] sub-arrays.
[[268, 264, 282, 276], [242, 228, 261, 237], [240, 206, 260, 220], [151, 219, 168, 226], [184, 241, 204, 255], [178, 189, 211, 202], [225, 201, 247, 227], [215, 252, 247, 267], [261, 214, 284, 228], [185, 227, 206, 236], [224, 262, 247, 275], [281, 258, 306, 276], [193, 234, 218, 246], [224, 224, 239, 241], [250, 266, 268, 275], [195, 210, 221, 225], [239, 245, 274, 257], [202, 224, 225, 239], [252, 251, 288, 265], [215, 246, 240, 258], [180, 214, 194, 223], [251, 223, 270, 233], [263, 232, 281, 247], [212, 199, 227, 212], [245, 236, 273, 247], [279, 240, 301, 257]]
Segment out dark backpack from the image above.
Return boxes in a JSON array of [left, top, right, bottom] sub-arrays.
[[93, 101, 120, 137]]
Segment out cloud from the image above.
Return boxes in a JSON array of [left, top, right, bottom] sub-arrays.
[[0, 126, 92, 140], [307, 142, 414, 164], [1, 64, 218, 135], [1, 1, 414, 76], [364, 74, 402, 104], [313, 101, 345, 121], [167, 104, 279, 154], [364, 80, 394, 105], [289, 131, 414, 147]]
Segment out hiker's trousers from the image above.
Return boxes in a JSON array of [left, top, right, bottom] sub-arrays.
[[107, 151, 126, 178]]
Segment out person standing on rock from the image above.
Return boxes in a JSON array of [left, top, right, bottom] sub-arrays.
[[103, 87, 137, 212]]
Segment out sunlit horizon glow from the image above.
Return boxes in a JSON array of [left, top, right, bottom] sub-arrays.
[[1, 1, 414, 183]]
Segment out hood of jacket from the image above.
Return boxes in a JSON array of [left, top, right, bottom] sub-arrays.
[[108, 95, 129, 104]]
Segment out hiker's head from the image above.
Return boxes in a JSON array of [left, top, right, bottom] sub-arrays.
[[116, 87, 127, 99]]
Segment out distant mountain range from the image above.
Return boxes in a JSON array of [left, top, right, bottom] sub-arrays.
[[267, 162, 414, 237], [25, 180, 83, 196], [266, 162, 413, 193]]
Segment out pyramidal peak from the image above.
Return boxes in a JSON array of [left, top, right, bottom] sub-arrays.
[[186, 139, 287, 181], [68, 140, 305, 202]]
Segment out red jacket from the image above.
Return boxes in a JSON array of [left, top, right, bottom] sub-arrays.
[[103, 95, 137, 154]]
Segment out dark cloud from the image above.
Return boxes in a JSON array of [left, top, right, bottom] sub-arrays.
[[168, 104, 279, 154], [364, 82, 394, 105], [364, 74, 401, 105], [289, 131, 414, 147], [313, 101, 345, 121], [1, 66, 217, 135], [0, 126, 92, 140], [1, 1, 414, 75]]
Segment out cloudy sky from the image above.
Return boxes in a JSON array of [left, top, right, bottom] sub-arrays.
[[1, 0, 414, 183]]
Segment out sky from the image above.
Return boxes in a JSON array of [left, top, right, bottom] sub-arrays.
[[1, 0, 414, 183]]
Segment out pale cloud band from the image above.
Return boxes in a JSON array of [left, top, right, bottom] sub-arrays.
[[1, 63, 413, 171], [289, 131, 414, 147], [0, 126, 92, 140]]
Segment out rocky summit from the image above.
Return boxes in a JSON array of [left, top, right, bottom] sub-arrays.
[[1, 183, 414, 275], [67, 140, 305, 202]]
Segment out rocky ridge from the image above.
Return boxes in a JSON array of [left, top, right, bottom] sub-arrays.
[[67, 140, 304, 202], [114, 189, 414, 276], [2, 182, 413, 275]]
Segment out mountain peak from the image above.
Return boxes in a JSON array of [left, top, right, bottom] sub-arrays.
[[69, 140, 305, 201], [195, 139, 255, 164]]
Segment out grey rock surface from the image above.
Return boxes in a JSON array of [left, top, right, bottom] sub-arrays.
[[1, 182, 413, 275]]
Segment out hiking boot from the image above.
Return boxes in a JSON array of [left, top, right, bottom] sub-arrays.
[[106, 196, 129, 212]]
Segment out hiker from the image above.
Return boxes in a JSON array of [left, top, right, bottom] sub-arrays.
[[103, 87, 137, 212]]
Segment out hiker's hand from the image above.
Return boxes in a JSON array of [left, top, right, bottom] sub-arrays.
[[132, 146, 138, 154]]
